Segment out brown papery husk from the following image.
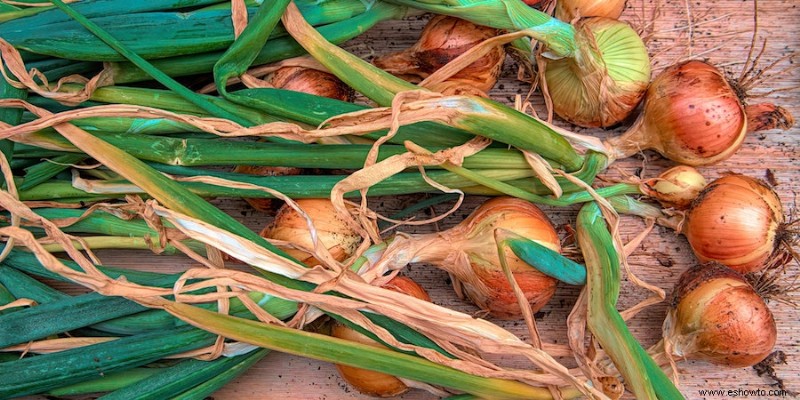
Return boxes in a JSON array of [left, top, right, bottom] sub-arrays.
[[605, 60, 747, 166], [555, 0, 627, 21], [683, 174, 785, 274], [663, 263, 777, 368], [332, 276, 431, 397], [543, 17, 650, 128], [260, 198, 366, 268], [745, 103, 795, 133], [407, 197, 561, 320], [372, 15, 505, 95]]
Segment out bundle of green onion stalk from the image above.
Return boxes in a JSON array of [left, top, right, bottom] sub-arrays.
[[0, 0, 794, 399]]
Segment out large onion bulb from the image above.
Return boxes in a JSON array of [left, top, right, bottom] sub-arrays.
[[413, 197, 561, 319], [544, 17, 650, 128], [664, 263, 777, 367], [683, 174, 785, 274]]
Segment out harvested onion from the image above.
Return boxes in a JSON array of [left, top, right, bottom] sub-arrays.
[[639, 165, 707, 209], [544, 17, 650, 128], [260, 198, 364, 267], [269, 66, 355, 102], [331, 276, 430, 397], [683, 174, 786, 274], [409, 197, 561, 319], [663, 263, 777, 367], [555, 0, 627, 21], [373, 15, 505, 96]]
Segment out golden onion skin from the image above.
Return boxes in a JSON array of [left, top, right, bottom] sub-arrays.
[[665, 263, 777, 367], [270, 66, 355, 102], [417, 197, 561, 319], [544, 17, 650, 128], [640, 165, 707, 209], [684, 174, 783, 273], [555, 0, 627, 21], [261, 198, 363, 267], [332, 276, 430, 397]]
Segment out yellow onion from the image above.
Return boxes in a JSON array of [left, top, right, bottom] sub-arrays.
[[555, 0, 627, 21], [412, 197, 561, 319], [640, 165, 707, 209], [373, 15, 505, 96], [543, 17, 650, 128], [684, 174, 785, 274], [232, 166, 303, 211], [260, 198, 364, 267], [269, 66, 355, 102], [332, 276, 430, 397], [663, 263, 777, 367], [606, 61, 747, 166]]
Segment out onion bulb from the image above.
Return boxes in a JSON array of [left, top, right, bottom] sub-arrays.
[[331, 276, 430, 397], [683, 174, 785, 274], [543, 17, 650, 128], [260, 198, 364, 267], [606, 61, 747, 166], [640, 165, 707, 209], [411, 197, 561, 319], [373, 15, 505, 96], [555, 0, 627, 21], [269, 66, 355, 102], [663, 263, 777, 367]]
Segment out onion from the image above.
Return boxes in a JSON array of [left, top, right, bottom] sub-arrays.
[[269, 66, 355, 102], [555, 0, 627, 21], [606, 60, 746, 166], [373, 15, 505, 96], [411, 197, 561, 319], [640, 165, 707, 209], [331, 276, 430, 397], [543, 17, 650, 128], [260, 198, 364, 267], [746, 103, 795, 133], [683, 174, 785, 274], [663, 263, 777, 367]]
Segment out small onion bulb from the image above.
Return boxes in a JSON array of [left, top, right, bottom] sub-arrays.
[[269, 66, 355, 102], [260, 198, 364, 267], [555, 0, 627, 21], [640, 165, 707, 209], [664, 263, 777, 367], [413, 197, 561, 319], [683, 174, 785, 274], [331, 276, 431, 397], [544, 17, 651, 128]]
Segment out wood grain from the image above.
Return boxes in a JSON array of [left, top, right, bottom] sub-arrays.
[[15, 0, 800, 399]]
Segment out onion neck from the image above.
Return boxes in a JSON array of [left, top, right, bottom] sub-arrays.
[[745, 103, 795, 133], [603, 116, 654, 163]]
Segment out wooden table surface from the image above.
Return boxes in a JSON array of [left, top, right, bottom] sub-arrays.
[[24, 0, 800, 399]]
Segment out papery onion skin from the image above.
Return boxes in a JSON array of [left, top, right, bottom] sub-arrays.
[[270, 66, 355, 102], [544, 17, 650, 128], [373, 15, 505, 96], [555, 0, 627, 21], [261, 198, 363, 267], [664, 263, 777, 367], [417, 197, 561, 319], [640, 165, 707, 209], [607, 60, 747, 166], [332, 276, 430, 397], [684, 174, 784, 273], [745, 103, 795, 133]]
